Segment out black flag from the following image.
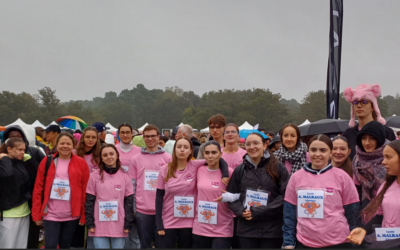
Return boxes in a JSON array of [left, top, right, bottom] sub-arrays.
[[326, 0, 343, 119]]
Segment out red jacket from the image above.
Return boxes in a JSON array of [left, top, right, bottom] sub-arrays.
[[32, 153, 90, 224]]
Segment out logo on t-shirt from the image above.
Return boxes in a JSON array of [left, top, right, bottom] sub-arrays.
[[101, 209, 117, 220], [147, 179, 157, 189], [54, 188, 69, 199], [200, 210, 216, 223], [185, 174, 194, 182], [176, 205, 193, 216], [115, 185, 121, 191], [248, 201, 262, 207], [300, 202, 321, 218]]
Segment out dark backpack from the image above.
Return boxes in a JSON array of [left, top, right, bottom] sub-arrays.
[[41, 155, 53, 204]]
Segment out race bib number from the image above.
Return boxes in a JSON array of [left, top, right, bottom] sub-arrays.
[[50, 179, 71, 201], [375, 228, 400, 241], [174, 196, 194, 218], [198, 201, 218, 225], [245, 190, 268, 209], [121, 166, 129, 173], [297, 190, 324, 219], [99, 201, 118, 222], [144, 171, 159, 191]]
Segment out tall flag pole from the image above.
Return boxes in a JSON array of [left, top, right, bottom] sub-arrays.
[[326, 0, 343, 119]]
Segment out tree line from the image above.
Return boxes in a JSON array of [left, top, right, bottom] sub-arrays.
[[1, 84, 399, 132]]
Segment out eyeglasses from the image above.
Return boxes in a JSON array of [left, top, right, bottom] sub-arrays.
[[144, 135, 158, 139], [224, 130, 238, 135], [245, 141, 263, 148], [352, 100, 369, 106], [209, 126, 222, 130]]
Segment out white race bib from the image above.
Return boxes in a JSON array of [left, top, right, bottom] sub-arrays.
[[198, 201, 218, 225], [50, 179, 71, 201], [297, 190, 324, 219], [144, 171, 159, 191], [99, 201, 119, 222], [245, 190, 268, 209], [174, 196, 194, 218], [375, 228, 400, 241], [121, 166, 129, 173]]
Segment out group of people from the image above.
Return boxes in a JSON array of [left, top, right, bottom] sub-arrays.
[[0, 83, 400, 249]]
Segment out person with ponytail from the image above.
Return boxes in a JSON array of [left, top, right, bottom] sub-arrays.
[[331, 136, 353, 177], [85, 145, 134, 249], [0, 138, 32, 248], [155, 138, 229, 248], [226, 132, 289, 248], [347, 140, 400, 248], [353, 121, 389, 210], [282, 134, 360, 249], [274, 124, 308, 176], [192, 141, 234, 249]]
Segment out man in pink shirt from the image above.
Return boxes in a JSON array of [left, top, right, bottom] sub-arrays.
[[129, 125, 172, 249]]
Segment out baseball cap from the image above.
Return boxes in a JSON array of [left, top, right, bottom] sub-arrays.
[[43, 125, 61, 133], [92, 122, 110, 133]]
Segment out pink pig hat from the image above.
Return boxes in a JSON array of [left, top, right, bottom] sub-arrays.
[[343, 84, 386, 127]]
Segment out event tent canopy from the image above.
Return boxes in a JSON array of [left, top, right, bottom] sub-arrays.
[[47, 121, 59, 127], [177, 123, 184, 127], [200, 127, 209, 133], [6, 118, 27, 127], [106, 123, 118, 132], [138, 123, 149, 132], [298, 119, 311, 127], [238, 121, 253, 131], [31, 120, 46, 129]]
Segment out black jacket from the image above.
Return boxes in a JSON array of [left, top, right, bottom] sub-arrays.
[[342, 123, 395, 160], [0, 156, 33, 214], [227, 152, 289, 238], [3, 125, 45, 164], [190, 137, 201, 158]]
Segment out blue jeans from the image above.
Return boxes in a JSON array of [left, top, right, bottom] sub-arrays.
[[93, 237, 125, 249], [124, 222, 140, 249], [135, 212, 159, 248]]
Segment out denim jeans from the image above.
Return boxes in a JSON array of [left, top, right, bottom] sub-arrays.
[[135, 212, 159, 248], [93, 237, 126, 249], [43, 219, 79, 249], [124, 222, 140, 249]]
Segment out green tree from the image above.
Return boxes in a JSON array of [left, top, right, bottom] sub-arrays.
[[298, 90, 326, 122]]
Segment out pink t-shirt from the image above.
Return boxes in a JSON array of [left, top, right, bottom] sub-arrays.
[[377, 180, 400, 228], [44, 158, 80, 222], [193, 166, 234, 237], [84, 154, 98, 173], [86, 169, 134, 238], [221, 147, 246, 170], [156, 160, 206, 229], [115, 144, 141, 177], [284, 161, 293, 174], [128, 152, 172, 215], [285, 167, 359, 248]]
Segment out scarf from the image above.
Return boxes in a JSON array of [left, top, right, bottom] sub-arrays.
[[274, 142, 307, 176], [353, 140, 388, 201], [119, 141, 133, 153], [104, 165, 119, 175]]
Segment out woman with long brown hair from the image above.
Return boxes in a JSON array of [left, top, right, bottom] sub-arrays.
[[75, 126, 101, 173], [331, 136, 353, 177], [155, 137, 229, 248], [85, 144, 134, 249], [227, 132, 289, 248], [347, 140, 400, 247]]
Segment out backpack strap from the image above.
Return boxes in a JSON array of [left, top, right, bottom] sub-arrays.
[[235, 163, 246, 192], [41, 154, 53, 204]]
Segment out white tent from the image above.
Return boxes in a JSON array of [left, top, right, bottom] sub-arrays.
[[47, 121, 59, 127], [106, 123, 118, 132], [298, 119, 311, 127], [31, 120, 46, 129], [200, 127, 209, 133], [6, 118, 27, 127], [105, 134, 115, 144], [177, 123, 184, 127], [238, 121, 253, 131], [138, 123, 149, 132]]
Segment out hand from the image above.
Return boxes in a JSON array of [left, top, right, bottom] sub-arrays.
[[0, 153, 7, 159], [124, 229, 130, 233], [214, 190, 227, 202], [222, 177, 230, 186], [79, 223, 85, 226], [35, 220, 43, 226], [347, 227, 366, 245], [158, 230, 165, 236], [242, 209, 252, 220], [88, 228, 95, 233], [284, 247, 294, 249]]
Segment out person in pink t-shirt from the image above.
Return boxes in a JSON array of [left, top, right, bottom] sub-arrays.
[[282, 134, 360, 249], [114, 123, 141, 249], [348, 140, 400, 248], [86, 144, 134, 249], [222, 123, 246, 170], [192, 141, 234, 249], [128, 124, 172, 249], [155, 137, 229, 249], [75, 127, 101, 174]]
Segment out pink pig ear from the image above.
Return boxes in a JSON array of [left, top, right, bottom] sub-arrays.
[[343, 87, 353, 102], [370, 84, 381, 97]]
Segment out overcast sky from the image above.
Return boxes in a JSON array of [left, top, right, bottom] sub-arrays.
[[1, 0, 399, 102]]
